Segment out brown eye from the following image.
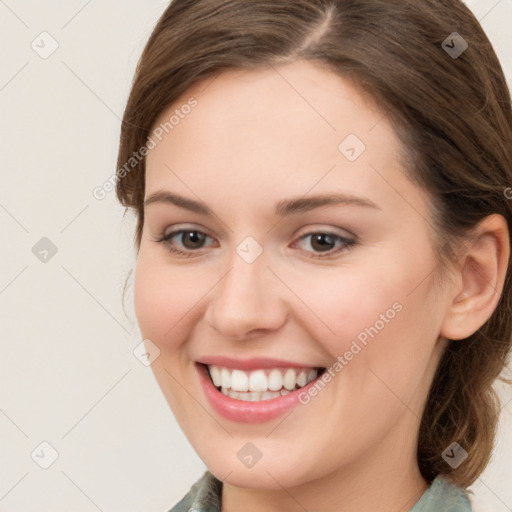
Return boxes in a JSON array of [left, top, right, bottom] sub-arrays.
[[310, 233, 337, 252], [293, 231, 356, 258], [156, 228, 215, 257], [180, 230, 207, 249]]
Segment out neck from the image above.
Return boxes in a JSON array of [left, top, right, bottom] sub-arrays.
[[221, 414, 429, 512]]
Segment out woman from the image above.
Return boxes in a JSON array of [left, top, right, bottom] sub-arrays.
[[116, 1, 512, 510]]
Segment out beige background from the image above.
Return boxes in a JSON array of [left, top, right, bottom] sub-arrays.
[[0, 1, 511, 510]]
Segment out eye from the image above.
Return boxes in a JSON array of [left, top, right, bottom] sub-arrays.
[[154, 227, 356, 259], [155, 228, 216, 257], [292, 231, 356, 258]]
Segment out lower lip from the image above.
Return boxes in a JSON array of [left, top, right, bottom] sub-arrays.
[[196, 363, 324, 423]]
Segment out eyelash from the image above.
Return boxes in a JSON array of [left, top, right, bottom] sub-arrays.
[[154, 228, 357, 259]]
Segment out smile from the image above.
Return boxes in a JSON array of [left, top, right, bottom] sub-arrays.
[[206, 365, 321, 401], [196, 362, 328, 423]]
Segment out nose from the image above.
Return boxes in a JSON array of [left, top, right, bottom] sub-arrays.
[[204, 251, 288, 340]]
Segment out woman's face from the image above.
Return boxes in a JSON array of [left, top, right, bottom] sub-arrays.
[[134, 60, 454, 490]]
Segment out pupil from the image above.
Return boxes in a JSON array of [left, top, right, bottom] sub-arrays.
[[312, 234, 335, 252], [183, 231, 205, 248]]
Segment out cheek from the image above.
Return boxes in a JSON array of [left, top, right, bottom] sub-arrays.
[[133, 254, 206, 417], [133, 254, 205, 348], [301, 250, 440, 368], [133, 259, 169, 341], [289, 266, 401, 353]]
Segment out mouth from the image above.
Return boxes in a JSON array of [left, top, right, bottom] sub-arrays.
[[199, 363, 327, 402]]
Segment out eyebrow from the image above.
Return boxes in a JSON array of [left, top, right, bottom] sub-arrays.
[[143, 190, 380, 216]]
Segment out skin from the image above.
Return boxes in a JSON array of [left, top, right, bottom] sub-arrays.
[[133, 59, 509, 512]]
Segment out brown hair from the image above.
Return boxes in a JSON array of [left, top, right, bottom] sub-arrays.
[[116, 0, 512, 488]]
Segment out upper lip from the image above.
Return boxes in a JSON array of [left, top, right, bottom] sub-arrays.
[[196, 356, 324, 371]]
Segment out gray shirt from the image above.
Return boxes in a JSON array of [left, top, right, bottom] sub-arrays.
[[168, 470, 472, 511]]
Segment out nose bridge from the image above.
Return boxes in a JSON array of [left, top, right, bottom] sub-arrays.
[[205, 246, 286, 339]]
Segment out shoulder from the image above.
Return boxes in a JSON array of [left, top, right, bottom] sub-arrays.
[[411, 474, 473, 511], [167, 470, 223, 512]]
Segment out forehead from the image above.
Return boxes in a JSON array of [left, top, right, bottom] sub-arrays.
[[150, 59, 384, 142], [144, 59, 422, 219]]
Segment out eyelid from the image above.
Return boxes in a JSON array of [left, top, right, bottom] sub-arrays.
[[160, 222, 214, 236], [294, 224, 355, 239], [158, 225, 217, 246], [290, 230, 356, 257]]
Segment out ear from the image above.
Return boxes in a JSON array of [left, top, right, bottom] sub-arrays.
[[440, 214, 510, 341]]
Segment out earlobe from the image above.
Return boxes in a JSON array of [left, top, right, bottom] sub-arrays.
[[440, 214, 510, 341]]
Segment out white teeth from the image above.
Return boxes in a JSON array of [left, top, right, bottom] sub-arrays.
[[210, 366, 221, 387], [231, 369, 249, 392], [221, 388, 284, 400], [248, 370, 268, 392], [268, 369, 282, 391], [297, 371, 307, 387], [283, 368, 296, 390], [206, 364, 319, 401], [221, 368, 230, 389]]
